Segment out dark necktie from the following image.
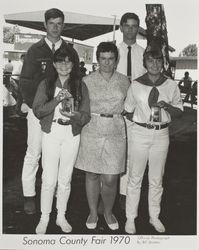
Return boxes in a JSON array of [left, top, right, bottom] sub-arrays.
[[127, 46, 132, 79], [148, 87, 159, 108], [52, 43, 55, 54]]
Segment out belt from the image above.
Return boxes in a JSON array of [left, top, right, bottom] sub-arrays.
[[91, 113, 120, 118], [53, 118, 71, 126], [135, 122, 169, 130]]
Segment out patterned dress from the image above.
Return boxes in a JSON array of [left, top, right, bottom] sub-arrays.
[[75, 69, 130, 174]]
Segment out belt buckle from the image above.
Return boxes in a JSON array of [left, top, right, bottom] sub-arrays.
[[146, 123, 155, 129], [100, 114, 113, 118], [157, 124, 161, 130], [58, 118, 70, 125]]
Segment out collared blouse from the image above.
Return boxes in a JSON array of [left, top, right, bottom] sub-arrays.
[[125, 78, 183, 124]]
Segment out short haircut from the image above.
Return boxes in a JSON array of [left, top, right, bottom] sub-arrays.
[[143, 44, 163, 68], [96, 42, 118, 61], [44, 8, 65, 23], [20, 54, 25, 60], [120, 12, 140, 26]]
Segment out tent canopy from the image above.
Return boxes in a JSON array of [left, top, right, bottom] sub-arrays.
[[4, 10, 174, 51], [170, 56, 197, 70], [4, 10, 146, 41]]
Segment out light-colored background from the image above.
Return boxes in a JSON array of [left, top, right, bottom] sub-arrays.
[[1, 0, 199, 56]]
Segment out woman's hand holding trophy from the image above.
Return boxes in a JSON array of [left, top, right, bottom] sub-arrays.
[[56, 89, 79, 118], [55, 89, 71, 102]]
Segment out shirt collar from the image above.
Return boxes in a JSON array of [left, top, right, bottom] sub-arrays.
[[55, 77, 71, 91], [120, 41, 137, 49], [45, 37, 62, 51], [136, 73, 168, 87]]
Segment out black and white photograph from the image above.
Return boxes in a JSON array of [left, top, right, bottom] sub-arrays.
[[0, 0, 198, 249]]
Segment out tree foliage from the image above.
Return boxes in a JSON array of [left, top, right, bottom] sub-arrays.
[[145, 4, 173, 78], [180, 44, 197, 56], [3, 25, 20, 44]]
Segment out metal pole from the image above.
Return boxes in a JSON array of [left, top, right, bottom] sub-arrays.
[[112, 15, 117, 43]]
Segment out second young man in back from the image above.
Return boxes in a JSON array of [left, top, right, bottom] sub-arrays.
[[117, 12, 146, 206]]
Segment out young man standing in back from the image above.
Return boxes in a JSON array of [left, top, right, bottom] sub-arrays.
[[19, 8, 79, 215], [117, 12, 146, 207]]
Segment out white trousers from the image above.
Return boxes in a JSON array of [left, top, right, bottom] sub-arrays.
[[126, 123, 169, 220], [40, 123, 80, 217], [22, 109, 42, 197], [120, 119, 133, 195]]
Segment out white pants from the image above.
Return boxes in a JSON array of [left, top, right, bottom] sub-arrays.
[[120, 119, 133, 195], [126, 123, 169, 220], [22, 109, 42, 197], [40, 123, 80, 217]]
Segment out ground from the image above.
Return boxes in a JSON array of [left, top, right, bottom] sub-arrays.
[[2, 106, 197, 235]]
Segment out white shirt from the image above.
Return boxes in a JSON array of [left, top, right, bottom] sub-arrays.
[[125, 78, 183, 124], [4, 62, 13, 73], [45, 37, 62, 52], [12, 60, 23, 80], [117, 41, 146, 81], [3, 85, 16, 106]]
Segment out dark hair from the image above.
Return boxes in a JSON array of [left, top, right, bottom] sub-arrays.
[[44, 8, 65, 23], [143, 44, 163, 68], [46, 46, 80, 101], [96, 42, 118, 61], [120, 12, 140, 26], [20, 54, 25, 60], [80, 61, 85, 67]]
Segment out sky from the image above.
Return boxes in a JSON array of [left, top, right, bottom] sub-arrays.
[[1, 0, 199, 57]]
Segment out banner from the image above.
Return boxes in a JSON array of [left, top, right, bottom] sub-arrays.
[[14, 33, 94, 64]]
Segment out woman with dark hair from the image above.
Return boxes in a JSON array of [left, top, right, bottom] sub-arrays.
[[32, 47, 90, 234], [75, 42, 130, 231], [124, 43, 183, 234]]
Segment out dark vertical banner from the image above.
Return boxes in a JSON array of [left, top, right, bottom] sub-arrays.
[[145, 4, 172, 77]]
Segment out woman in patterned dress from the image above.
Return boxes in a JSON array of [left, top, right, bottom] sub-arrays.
[[75, 42, 130, 230]]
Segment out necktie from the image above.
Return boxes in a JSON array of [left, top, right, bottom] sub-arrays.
[[127, 46, 132, 80], [148, 87, 159, 108], [52, 43, 55, 54]]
